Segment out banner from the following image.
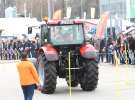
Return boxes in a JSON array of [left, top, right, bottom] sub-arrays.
[[96, 12, 109, 39]]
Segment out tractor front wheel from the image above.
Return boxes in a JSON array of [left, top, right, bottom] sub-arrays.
[[38, 54, 57, 94]]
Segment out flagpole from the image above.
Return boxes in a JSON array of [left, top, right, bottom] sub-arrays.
[[81, 0, 83, 18], [40, 0, 43, 20], [48, 0, 52, 19], [109, 0, 112, 36], [24, 0, 27, 18]]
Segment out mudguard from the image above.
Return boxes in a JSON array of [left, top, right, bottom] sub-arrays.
[[38, 45, 59, 61], [80, 43, 97, 59]]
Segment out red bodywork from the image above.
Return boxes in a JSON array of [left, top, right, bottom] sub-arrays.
[[80, 43, 97, 60], [47, 20, 61, 24], [39, 44, 59, 61], [47, 19, 84, 25]]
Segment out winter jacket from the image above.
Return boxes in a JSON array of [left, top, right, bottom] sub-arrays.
[[17, 60, 40, 86]]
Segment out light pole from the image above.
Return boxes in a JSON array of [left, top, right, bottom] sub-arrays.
[[30, 0, 33, 17], [24, 0, 27, 17], [3, 0, 6, 17], [48, 0, 52, 19], [109, 0, 112, 36], [81, 0, 83, 18], [40, 0, 43, 20]]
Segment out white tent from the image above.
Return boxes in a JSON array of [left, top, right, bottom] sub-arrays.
[[107, 19, 134, 32], [123, 26, 135, 35], [0, 18, 40, 38]]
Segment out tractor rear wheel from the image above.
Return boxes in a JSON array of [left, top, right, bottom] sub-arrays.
[[38, 54, 57, 94], [80, 60, 98, 91]]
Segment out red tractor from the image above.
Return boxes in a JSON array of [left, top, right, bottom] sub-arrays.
[[37, 19, 98, 94]]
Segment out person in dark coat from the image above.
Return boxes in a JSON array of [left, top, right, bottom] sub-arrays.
[[98, 39, 106, 63]]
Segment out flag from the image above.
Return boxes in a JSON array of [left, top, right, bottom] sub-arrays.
[[96, 12, 109, 39], [53, 10, 62, 20]]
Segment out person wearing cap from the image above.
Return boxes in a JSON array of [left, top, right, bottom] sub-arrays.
[[17, 52, 40, 100]]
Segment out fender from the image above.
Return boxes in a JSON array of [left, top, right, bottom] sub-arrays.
[[38, 44, 59, 61], [80, 43, 97, 60]]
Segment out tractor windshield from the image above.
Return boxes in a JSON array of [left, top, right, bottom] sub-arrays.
[[49, 24, 84, 46]]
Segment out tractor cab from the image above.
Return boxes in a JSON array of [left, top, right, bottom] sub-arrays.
[[40, 19, 85, 47]]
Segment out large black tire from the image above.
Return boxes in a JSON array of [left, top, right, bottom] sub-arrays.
[[80, 60, 98, 91], [38, 54, 57, 94]]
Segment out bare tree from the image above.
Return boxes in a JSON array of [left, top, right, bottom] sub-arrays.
[[15, 0, 99, 20]]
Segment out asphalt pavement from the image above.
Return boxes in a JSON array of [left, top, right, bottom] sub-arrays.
[[0, 62, 135, 100]]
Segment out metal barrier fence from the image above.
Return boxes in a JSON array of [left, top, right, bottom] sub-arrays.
[[0, 49, 134, 64], [0, 49, 20, 60], [97, 51, 135, 65], [0, 48, 37, 61]]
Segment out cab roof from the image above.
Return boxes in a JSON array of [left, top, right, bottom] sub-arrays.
[[47, 19, 83, 25]]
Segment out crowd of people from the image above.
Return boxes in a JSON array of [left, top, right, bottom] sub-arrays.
[[0, 33, 135, 66], [97, 34, 135, 65], [0, 38, 40, 60]]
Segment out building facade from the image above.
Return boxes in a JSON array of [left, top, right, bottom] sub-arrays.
[[0, 0, 100, 20], [100, 0, 135, 22]]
